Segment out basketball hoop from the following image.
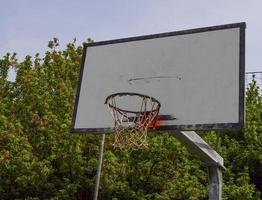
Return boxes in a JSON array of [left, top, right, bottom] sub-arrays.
[[105, 92, 161, 150]]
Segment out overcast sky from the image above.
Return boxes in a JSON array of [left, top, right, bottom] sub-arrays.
[[1, 0, 261, 72]]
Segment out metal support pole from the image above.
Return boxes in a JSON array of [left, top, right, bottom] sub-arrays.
[[207, 166, 222, 200], [169, 131, 223, 200], [93, 134, 105, 200]]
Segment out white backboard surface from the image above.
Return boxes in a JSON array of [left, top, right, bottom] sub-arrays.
[[71, 23, 245, 133]]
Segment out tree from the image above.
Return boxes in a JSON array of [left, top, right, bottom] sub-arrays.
[[0, 39, 99, 199], [0, 39, 261, 199]]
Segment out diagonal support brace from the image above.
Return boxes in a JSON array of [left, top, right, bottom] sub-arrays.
[[170, 131, 224, 200]]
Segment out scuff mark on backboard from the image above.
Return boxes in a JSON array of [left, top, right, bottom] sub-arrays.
[[128, 76, 182, 84]]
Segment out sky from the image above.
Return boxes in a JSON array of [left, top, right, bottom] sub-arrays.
[[1, 0, 262, 73]]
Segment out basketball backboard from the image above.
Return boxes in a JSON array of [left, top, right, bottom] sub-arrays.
[[71, 22, 245, 133]]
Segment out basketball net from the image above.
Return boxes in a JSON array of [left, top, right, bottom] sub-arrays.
[[105, 93, 161, 150]]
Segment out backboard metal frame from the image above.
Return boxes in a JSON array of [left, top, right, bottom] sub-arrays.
[[71, 22, 245, 133]]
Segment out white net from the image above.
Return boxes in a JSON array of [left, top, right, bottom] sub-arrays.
[[105, 93, 161, 150]]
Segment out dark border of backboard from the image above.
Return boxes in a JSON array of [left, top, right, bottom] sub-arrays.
[[71, 22, 246, 133]]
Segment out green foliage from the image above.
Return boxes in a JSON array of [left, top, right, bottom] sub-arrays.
[[0, 39, 261, 199], [100, 133, 207, 199], [0, 39, 99, 199]]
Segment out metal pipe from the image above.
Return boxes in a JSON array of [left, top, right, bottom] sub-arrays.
[[93, 134, 105, 200]]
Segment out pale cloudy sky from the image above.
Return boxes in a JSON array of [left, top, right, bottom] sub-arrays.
[[1, 0, 261, 72]]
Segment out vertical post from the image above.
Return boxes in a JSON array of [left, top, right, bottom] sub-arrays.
[[93, 134, 105, 200], [170, 131, 224, 200], [207, 166, 222, 200]]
